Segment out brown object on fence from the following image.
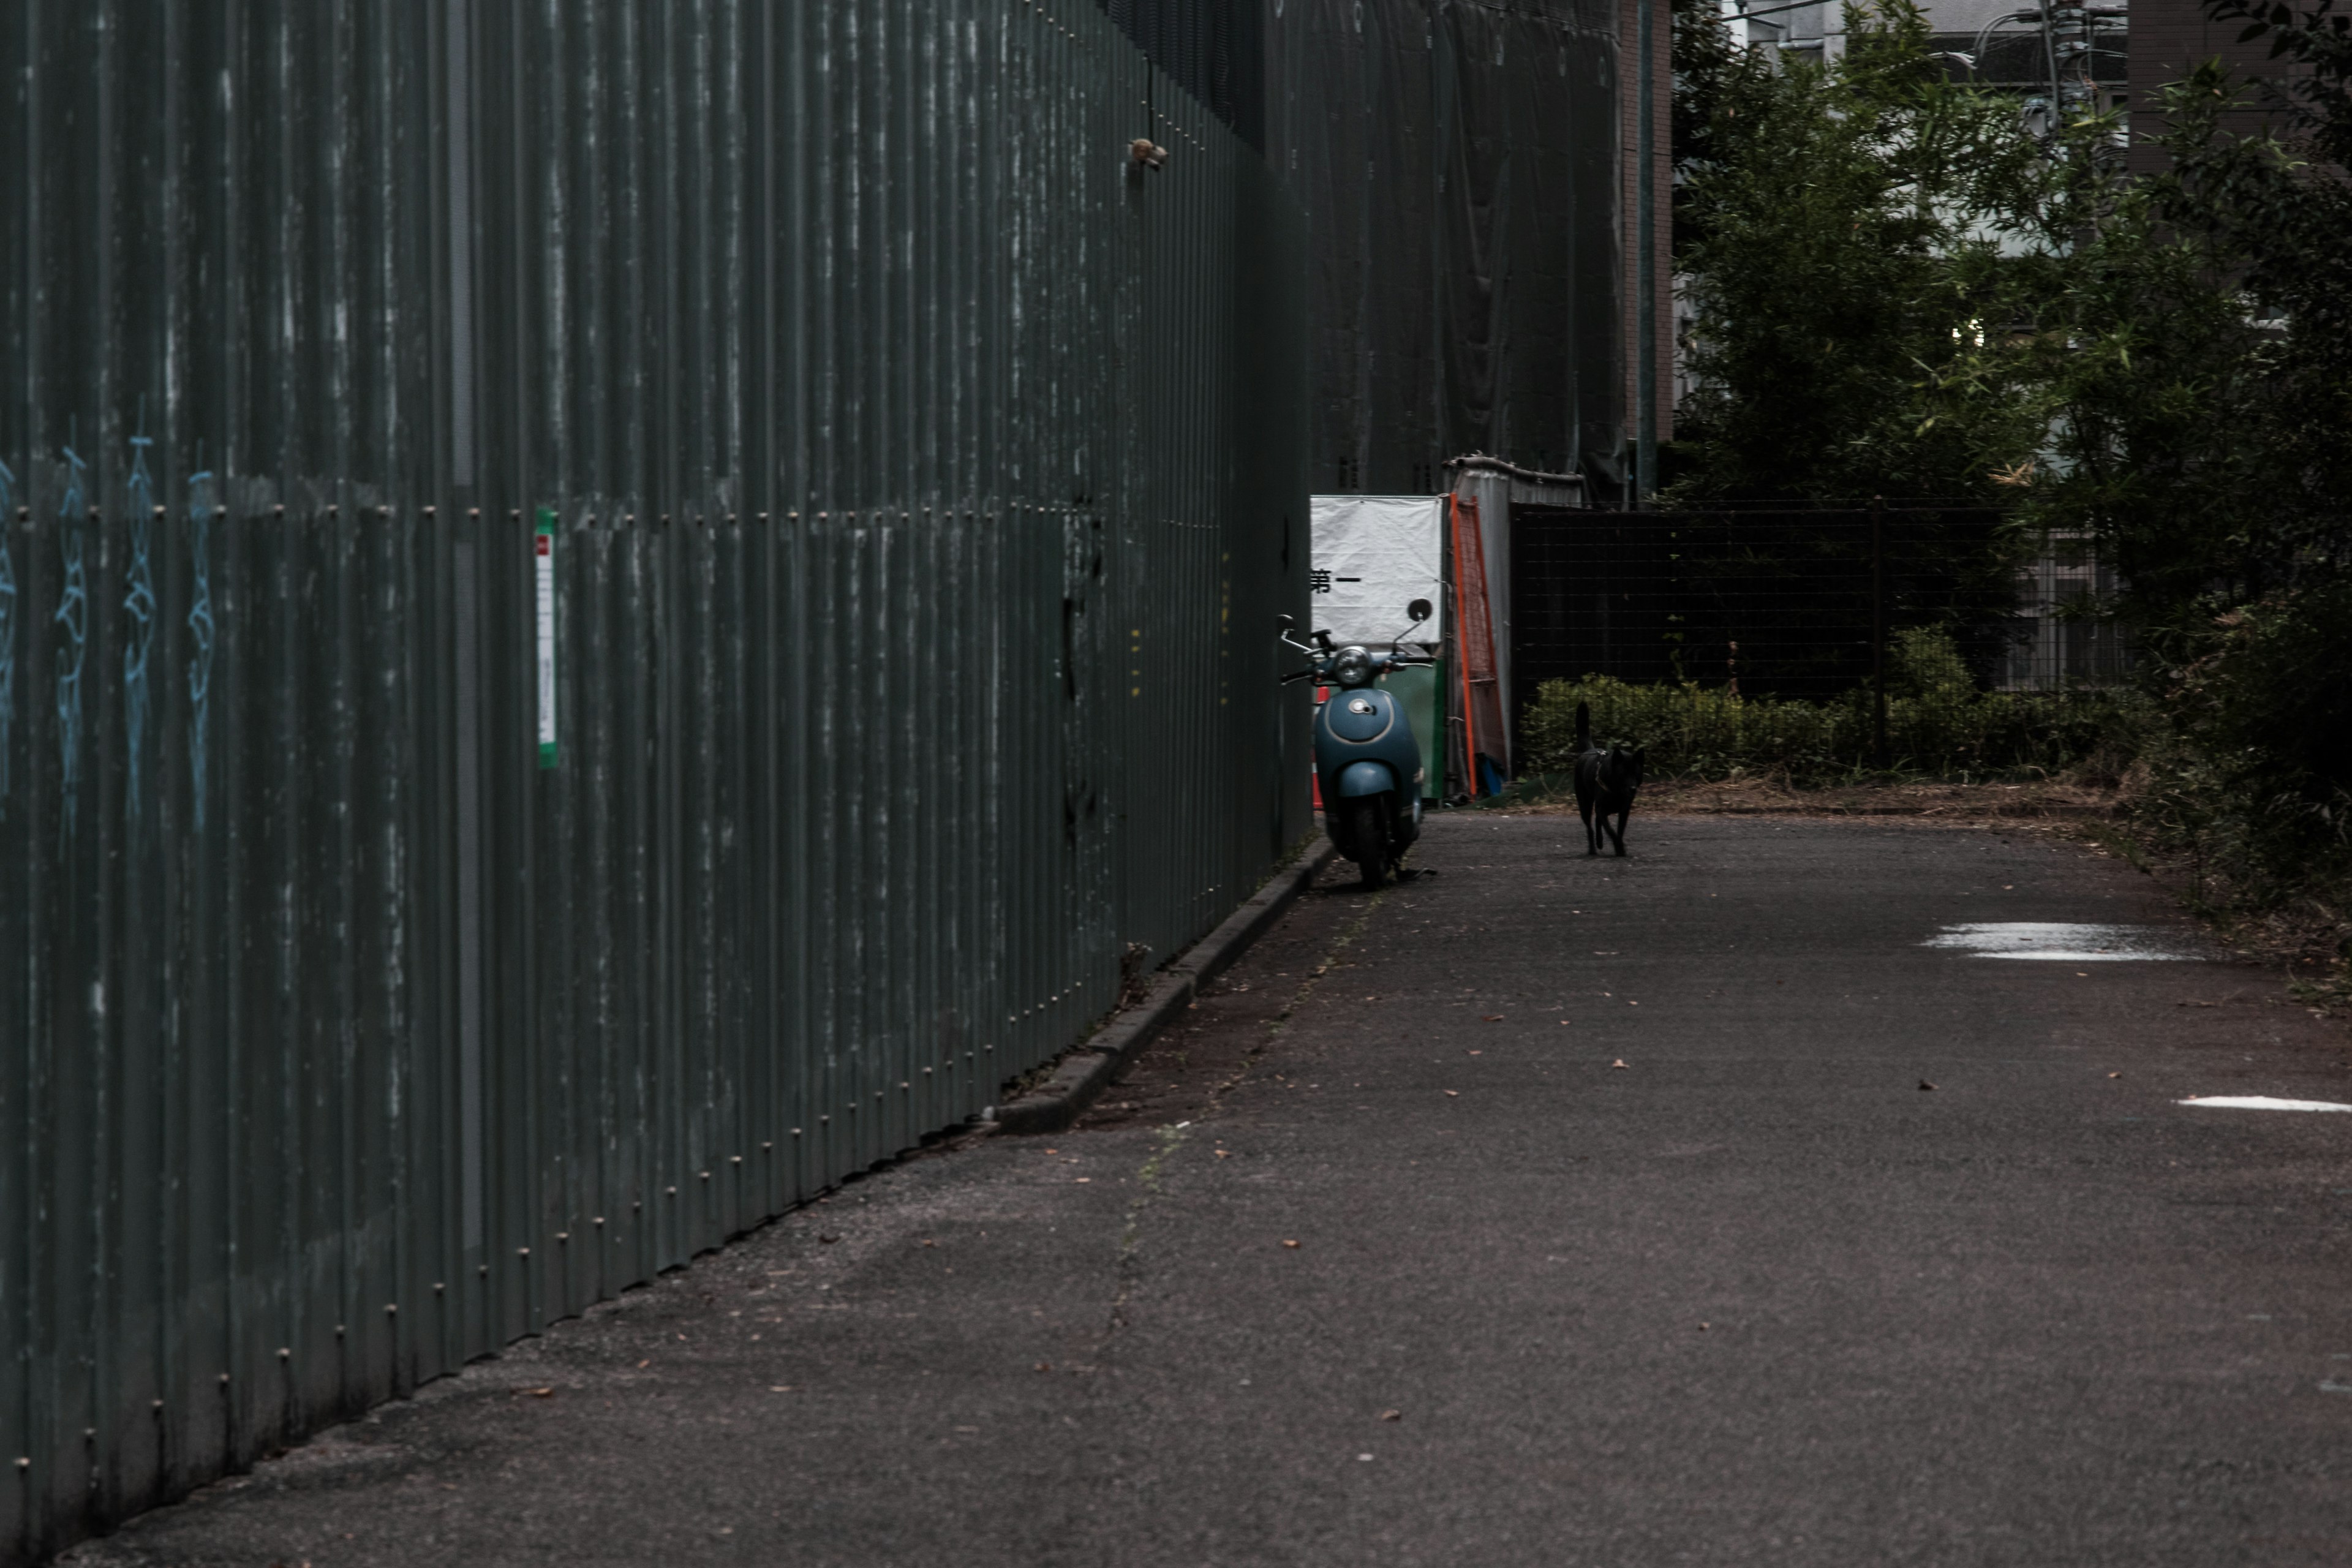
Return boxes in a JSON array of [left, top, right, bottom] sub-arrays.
[[1450, 493, 1509, 793]]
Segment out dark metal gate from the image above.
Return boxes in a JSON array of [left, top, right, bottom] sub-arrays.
[[0, 4, 1310, 1560]]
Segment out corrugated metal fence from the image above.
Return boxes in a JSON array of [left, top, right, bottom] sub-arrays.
[[0, 4, 1310, 1559]]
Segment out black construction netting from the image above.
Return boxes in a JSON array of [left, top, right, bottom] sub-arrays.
[[1266, 0, 1626, 497]]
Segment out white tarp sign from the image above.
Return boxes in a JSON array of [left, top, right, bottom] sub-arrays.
[[1308, 494, 1444, 648]]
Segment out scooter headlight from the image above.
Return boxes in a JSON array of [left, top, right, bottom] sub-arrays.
[[1331, 645, 1372, 688]]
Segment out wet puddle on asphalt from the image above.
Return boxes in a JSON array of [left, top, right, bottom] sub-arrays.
[[1921, 922, 2209, 961]]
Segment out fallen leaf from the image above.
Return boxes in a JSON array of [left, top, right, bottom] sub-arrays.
[[1468, 1049, 1482, 1056], [1378, 1409, 1401, 1422], [1444, 1090, 1460, 1098], [1482, 1014, 1504, 1022], [1215, 1150, 1232, 1159], [636, 1360, 651, 1369], [1698, 1322, 1711, 1332], [920, 1240, 937, 1248], [517, 1387, 554, 1398], [1919, 1080, 1937, 1091], [1035, 1363, 1053, 1372], [1283, 1239, 1302, 1249], [1627, 1000, 1640, 1006], [818, 1234, 840, 1244], [1611, 1059, 1627, 1070], [769, 1385, 793, 1392], [2108, 1071, 2124, 1079], [1073, 1177, 1091, 1184]]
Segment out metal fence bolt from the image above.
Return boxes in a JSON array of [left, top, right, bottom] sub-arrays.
[[385, 1303, 398, 1314], [277, 1348, 290, 1360], [218, 1373, 230, 1385], [15, 1458, 27, 1469], [592, 1217, 605, 1227], [760, 1142, 772, 1152], [84, 1429, 94, 1441], [699, 1171, 710, 1180], [666, 1186, 677, 1196], [556, 1232, 569, 1243], [730, 1155, 742, 1165], [335, 1325, 345, 1336], [479, 1264, 490, 1275], [151, 1400, 164, 1412], [434, 1282, 446, 1293], [517, 1248, 530, 1259]]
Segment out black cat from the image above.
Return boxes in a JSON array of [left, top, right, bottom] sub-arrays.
[[1573, 700, 1646, 858]]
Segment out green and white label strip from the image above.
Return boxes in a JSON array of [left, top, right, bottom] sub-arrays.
[[534, 508, 557, 768]]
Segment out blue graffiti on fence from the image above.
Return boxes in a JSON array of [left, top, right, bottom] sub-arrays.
[[186, 467, 217, 829], [55, 440, 89, 842], [0, 458, 17, 817], [123, 404, 159, 818]]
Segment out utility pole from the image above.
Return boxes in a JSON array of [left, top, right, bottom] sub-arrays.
[[1871, 496, 1890, 769], [1636, 0, 1658, 511]]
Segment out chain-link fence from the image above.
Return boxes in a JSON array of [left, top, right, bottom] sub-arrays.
[[1512, 505, 2131, 704], [1509, 505, 2135, 777]]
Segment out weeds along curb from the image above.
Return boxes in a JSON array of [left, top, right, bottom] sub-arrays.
[[992, 844, 1343, 1136]]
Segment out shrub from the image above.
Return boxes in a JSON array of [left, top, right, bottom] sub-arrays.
[[1522, 658, 2143, 785], [2132, 581, 2352, 890]]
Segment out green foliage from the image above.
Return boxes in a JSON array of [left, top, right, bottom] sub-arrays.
[[1672, 0, 2352, 918], [2128, 584, 2352, 886], [1884, 625, 1976, 699], [1521, 663, 2141, 786], [1667, 0, 2052, 503]]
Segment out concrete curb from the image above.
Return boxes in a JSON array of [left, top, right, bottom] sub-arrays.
[[992, 843, 1342, 1136]]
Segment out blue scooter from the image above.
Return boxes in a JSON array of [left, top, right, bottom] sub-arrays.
[[1281, 601, 1435, 888]]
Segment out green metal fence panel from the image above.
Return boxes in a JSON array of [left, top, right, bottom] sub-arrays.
[[0, 3, 1311, 1561]]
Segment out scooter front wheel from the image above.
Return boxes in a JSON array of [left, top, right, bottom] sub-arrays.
[[1341, 797, 1387, 889]]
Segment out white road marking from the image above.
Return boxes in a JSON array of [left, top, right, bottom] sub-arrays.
[[1921, 922, 2205, 961], [2179, 1096, 2352, 1113]]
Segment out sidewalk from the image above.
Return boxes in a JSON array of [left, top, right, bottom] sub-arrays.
[[65, 815, 2352, 1567]]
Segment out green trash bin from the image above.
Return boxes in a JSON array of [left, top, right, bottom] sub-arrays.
[[1377, 660, 1442, 801]]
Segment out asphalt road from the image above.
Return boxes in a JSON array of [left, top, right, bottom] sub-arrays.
[[63, 814, 2352, 1567]]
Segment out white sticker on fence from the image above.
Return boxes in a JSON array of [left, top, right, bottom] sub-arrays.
[[534, 510, 557, 768], [1921, 922, 2206, 961]]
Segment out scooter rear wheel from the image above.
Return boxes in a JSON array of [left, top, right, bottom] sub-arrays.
[[1341, 797, 1387, 889]]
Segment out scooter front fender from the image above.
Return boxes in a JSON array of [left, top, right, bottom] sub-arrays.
[[1335, 760, 1398, 799]]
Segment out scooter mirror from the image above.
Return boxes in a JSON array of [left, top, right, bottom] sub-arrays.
[[1406, 598, 1432, 624]]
